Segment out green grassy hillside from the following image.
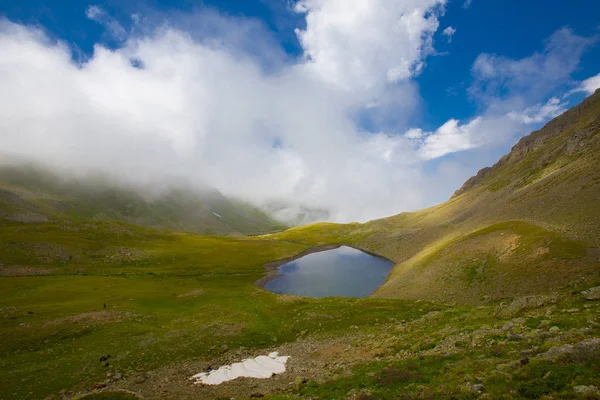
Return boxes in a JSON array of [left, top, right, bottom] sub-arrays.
[[354, 89, 600, 303], [2, 218, 599, 400], [0, 164, 286, 235]]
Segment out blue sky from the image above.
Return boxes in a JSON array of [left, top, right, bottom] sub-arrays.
[[3, 0, 599, 127], [0, 0, 599, 222]]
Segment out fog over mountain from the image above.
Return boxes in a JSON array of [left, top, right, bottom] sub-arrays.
[[0, 2, 598, 223]]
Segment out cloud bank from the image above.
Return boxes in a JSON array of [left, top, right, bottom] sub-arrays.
[[0, 4, 596, 223]]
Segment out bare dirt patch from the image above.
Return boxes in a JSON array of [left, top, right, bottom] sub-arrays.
[[26, 243, 71, 263], [204, 322, 246, 337], [177, 289, 205, 298], [4, 213, 49, 223], [530, 246, 550, 259], [0, 265, 56, 276], [97, 333, 377, 400], [275, 294, 305, 303], [101, 247, 151, 263]]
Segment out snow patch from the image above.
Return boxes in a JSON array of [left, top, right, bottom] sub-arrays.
[[190, 352, 290, 385], [212, 212, 223, 219]]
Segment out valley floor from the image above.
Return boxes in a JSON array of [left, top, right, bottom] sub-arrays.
[[1, 219, 600, 399]]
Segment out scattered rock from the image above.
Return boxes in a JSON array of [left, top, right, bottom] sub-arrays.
[[495, 295, 557, 318], [566, 308, 580, 314], [0, 266, 56, 276], [93, 383, 107, 389], [177, 289, 205, 298], [132, 374, 147, 384], [537, 344, 574, 362], [573, 385, 600, 396], [538, 320, 552, 328], [346, 388, 373, 400], [113, 373, 123, 381], [496, 361, 520, 371], [5, 213, 49, 223], [502, 323, 514, 331], [473, 383, 485, 393], [582, 286, 600, 301], [536, 338, 600, 362]]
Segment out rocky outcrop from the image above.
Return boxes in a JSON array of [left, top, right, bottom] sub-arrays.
[[452, 88, 600, 198], [494, 295, 558, 318], [535, 338, 600, 363], [452, 167, 493, 198], [581, 286, 600, 301]]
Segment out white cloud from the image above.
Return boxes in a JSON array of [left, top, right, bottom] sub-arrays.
[[442, 26, 456, 42], [404, 28, 594, 163], [86, 5, 127, 41], [470, 28, 595, 106], [0, 15, 437, 223], [294, 0, 446, 93], [405, 128, 424, 140], [0, 11, 594, 225], [409, 118, 481, 160], [570, 72, 600, 95], [405, 111, 533, 162], [463, 0, 473, 8], [85, 5, 103, 20], [441, 28, 597, 163], [420, 118, 481, 160], [507, 97, 567, 124]]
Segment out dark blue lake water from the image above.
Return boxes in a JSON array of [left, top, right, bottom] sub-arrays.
[[264, 246, 395, 298]]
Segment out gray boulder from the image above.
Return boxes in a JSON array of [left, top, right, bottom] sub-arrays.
[[573, 385, 600, 397], [581, 286, 600, 301], [536, 338, 600, 362]]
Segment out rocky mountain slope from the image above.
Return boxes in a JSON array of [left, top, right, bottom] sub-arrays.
[[355, 89, 600, 304], [0, 163, 285, 235]]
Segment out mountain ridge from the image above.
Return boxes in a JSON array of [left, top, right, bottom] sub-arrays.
[[453, 88, 600, 198], [351, 89, 600, 303], [0, 162, 286, 236]]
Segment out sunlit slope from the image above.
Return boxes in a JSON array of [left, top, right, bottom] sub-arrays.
[[358, 90, 600, 302], [0, 164, 285, 235]]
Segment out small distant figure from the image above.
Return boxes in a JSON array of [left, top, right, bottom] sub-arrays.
[[103, 303, 106, 309], [207, 366, 213, 372]]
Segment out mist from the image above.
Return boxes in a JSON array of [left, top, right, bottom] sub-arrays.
[[0, 3, 587, 224]]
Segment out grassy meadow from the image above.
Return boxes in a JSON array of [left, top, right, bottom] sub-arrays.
[[0, 219, 436, 399], [2, 218, 600, 399]]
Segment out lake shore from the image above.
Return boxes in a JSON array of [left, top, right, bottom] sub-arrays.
[[254, 244, 343, 289]]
